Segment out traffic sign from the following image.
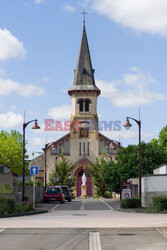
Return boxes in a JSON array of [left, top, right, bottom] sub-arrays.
[[30, 166, 39, 175], [122, 189, 132, 199]]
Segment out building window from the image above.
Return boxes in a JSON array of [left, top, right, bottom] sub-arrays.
[[107, 147, 110, 154], [83, 142, 85, 153], [77, 99, 84, 112], [77, 98, 91, 112], [79, 142, 81, 156], [59, 148, 61, 154], [87, 142, 90, 156], [85, 99, 91, 112]]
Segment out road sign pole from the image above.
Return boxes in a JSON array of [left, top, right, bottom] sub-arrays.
[[33, 175, 36, 209]]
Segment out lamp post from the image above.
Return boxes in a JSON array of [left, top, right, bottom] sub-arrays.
[[123, 117, 141, 199], [110, 140, 121, 148], [22, 119, 40, 201]]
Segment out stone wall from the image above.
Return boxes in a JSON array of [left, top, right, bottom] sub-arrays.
[[0, 173, 17, 198], [142, 175, 167, 207], [17, 185, 44, 203]]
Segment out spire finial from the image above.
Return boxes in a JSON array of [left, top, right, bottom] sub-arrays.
[[81, 9, 88, 27]]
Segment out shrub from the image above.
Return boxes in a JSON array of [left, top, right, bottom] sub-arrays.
[[0, 197, 33, 215], [103, 191, 111, 198], [0, 197, 16, 215], [152, 196, 167, 212], [121, 198, 141, 209]]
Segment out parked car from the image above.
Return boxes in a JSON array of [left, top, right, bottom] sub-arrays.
[[44, 186, 65, 203], [60, 185, 72, 202]]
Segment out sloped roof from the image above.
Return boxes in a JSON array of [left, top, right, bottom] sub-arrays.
[[68, 25, 100, 93]]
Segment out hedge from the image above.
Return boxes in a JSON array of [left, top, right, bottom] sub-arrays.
[[0, 197, 32, 215], [152, 196, 167, 212], [121, 197, 141, 209]]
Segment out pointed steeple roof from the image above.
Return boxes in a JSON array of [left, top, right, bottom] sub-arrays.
[[68, 25, 100, 93]]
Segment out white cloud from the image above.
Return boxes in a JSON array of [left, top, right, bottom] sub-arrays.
[[64, 4, 75, 12], [31, 137, 45, 147], [92, 0, 167, 37], [35, 0, 44, 4], [0, 78, 45, 97], [9, 105, 18, 111], [0, 112, 23, 129], [102, 129, 152, 140], [96, 68, 166, 107], [0, 28, 26, 61], [31, 136, 56, 147], [47, 105, 71, 120]]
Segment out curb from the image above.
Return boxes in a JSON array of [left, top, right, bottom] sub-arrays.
[[0, 209, 48, 218]]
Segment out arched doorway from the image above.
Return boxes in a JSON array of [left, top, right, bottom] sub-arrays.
[[77, 170, 92, 197]]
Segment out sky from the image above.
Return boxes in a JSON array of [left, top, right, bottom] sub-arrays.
[[0, 0, 167, 159]]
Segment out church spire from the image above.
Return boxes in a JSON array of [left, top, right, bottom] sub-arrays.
[[73, 25, 95, 86], [68, 21, 100, 94]]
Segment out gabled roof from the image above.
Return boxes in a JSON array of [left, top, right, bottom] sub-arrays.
[[99, 132, 121, 148], [68, 25, 100, 93], [43, 133, 70, 151]]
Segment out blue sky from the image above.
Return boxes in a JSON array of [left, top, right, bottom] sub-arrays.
[[0, 0, 167, 158]]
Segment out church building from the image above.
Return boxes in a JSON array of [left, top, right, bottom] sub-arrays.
[[30, 23, 121, 197]]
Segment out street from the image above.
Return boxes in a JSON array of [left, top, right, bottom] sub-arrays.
[[0, 199, 167, 250]]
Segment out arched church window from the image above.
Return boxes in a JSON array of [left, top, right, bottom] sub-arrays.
[[77, 99, 84, 112], [85, 99, 91, 112]]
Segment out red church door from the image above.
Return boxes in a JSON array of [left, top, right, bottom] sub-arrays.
[[77, 170, 92, 197]]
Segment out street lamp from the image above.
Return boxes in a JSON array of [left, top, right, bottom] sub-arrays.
[[110, 140, 121, 148], [22, 119, 40, 201], [123, 117, 141, 199]]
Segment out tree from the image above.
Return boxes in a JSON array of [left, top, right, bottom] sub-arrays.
[[88, 158, 108, 196], [48, 155, 76, 190], [109, 141, 167, 193], [0, 130, 27, 175], [159, 125, 167, 152]]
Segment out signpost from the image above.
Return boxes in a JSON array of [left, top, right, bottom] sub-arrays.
[[121, 180, 132, 199], [30, 166, 39, 209]]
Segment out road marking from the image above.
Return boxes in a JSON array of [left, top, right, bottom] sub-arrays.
[[50, 204, 60, 212], [0, 229, 5, 233], [99, 199, 114, 210], [156, 227, 167, 239], [89, 232, 102, 250], [80, 199, 85, 215]]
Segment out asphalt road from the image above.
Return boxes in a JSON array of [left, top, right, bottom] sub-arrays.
[[0, 228, 167, 250], [36, 198, 118, 211], [0, 199, 167, 250]]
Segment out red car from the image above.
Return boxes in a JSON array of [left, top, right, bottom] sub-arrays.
[[44, 186, 65, 203]]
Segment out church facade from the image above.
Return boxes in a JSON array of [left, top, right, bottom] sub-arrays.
[[30, 24, 120, 197]]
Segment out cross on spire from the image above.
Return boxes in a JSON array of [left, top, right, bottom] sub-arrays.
[[81, 9, 88, 27]]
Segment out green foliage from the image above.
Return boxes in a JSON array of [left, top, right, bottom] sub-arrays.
[[88, 158, 108, 196], [113, 141, 167, 192], [0, 130, 28, 175], [0, 184, 13, 193], [0, 197, 16, 215], [0, 197, 32, 215], [17, 180, 44, 186], [120, 198, 141, 209], [152, 196, 167, 211], [159, 125, 167, 152], [103, 191, 112, 198], [48, 155, 76, 190]]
